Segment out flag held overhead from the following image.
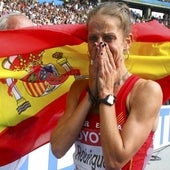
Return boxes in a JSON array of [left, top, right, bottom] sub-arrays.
[[0, 20, 170, 166]]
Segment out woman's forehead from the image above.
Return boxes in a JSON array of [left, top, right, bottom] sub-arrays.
[[88, 15, 122, 33]]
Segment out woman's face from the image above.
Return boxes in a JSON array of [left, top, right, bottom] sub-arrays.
[[87, 14, 129, 59]]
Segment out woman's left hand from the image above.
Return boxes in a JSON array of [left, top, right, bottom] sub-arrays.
[[97, 42, 120, 98]]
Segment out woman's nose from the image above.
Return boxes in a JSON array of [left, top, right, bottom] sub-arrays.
[[98, 37, 103, 43]]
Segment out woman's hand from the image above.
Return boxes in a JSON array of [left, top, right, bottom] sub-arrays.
[[97, 42, 120, 98], [88, 42, 100, 97]]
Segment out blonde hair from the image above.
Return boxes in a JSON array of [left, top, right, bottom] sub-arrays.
[[87, 1, 133, 37]]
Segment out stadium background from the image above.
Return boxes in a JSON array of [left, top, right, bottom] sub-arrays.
[[38, 0, 170, 27]]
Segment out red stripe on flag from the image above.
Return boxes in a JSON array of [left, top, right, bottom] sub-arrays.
[[0, 93, 67, 166], [0, 24, 87, 57], [132, 20, 170, 42], [156, 75, 170, 104], [0, 20, 170, 57]]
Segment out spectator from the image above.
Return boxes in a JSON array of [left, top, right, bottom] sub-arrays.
[[0, 0, 4, 16], [0, 12, 34, 29]]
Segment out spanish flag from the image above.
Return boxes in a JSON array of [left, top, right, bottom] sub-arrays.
[[0, 20, 169, 166]]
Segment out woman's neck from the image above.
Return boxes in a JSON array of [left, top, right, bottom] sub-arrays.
[[114, 69, 131, 95], [114, 71, 130, 86]]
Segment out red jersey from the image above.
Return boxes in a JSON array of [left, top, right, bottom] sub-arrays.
[[73, 75, 154, 170]]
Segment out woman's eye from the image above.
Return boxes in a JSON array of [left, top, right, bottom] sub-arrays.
[[88, 36, 98, 43], [103, 35, 116, 43]]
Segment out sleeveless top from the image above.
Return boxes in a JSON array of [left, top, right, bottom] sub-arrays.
[[73, 75, 154, 170]]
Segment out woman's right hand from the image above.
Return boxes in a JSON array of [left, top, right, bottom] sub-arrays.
[[88, 42, 100, 97]]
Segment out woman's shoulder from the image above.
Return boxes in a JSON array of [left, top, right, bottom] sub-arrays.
[[136, 78, 162, 93], [71, 78, 89, 88], [131, 78, 163, 102], [69, 78, 89, 96]]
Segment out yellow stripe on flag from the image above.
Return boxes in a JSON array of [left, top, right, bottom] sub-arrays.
[[126, 42, 170, 80]]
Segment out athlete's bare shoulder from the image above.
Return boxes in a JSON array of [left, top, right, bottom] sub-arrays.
[[135, 79, 162, 97], [68, 78, 89, 102], [71, 78, 89, 91], [129, 78, 163, 112]]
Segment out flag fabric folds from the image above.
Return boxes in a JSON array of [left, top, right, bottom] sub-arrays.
[[0, 20, 170, 166]]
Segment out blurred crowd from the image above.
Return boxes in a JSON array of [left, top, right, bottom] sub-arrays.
[[0, 0, 94, 25], [0, 0, 169, 27]]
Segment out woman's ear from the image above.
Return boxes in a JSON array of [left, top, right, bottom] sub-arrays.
[[123, 33, 133, 56], [125, 33, 133, 50]]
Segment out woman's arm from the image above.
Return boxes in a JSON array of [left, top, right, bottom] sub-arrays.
[[99, 80, 162, 169], [50, 79, 92, 158]]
